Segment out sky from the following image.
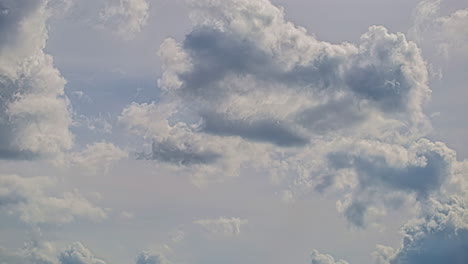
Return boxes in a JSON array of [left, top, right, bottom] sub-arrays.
[[0, 0, 467, 264]]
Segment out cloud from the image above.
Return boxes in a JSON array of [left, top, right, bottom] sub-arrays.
[[68, 142, 128, 174], [310, 249, 349, 264], [136, 251, 169, 264], [330, 138, 457, 227], [374, 196, 468, 264], [194, 217, 248, 238], [99, 0, 149, 40], [0, 174, 107, 224], [59, 242, 107, 264], [410, 0, 468, 58], [0, 240, 108, 264], [0, 0, 74, 160], [119, 0, 468, 228]]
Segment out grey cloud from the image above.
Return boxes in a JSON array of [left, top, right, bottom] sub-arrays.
[[201, 112, 308, 147], [59, 242, 106, 264], [296, 98, 366, 134], [156, 1, 430, 151], [328, 139, 455, 227], [375, 197, 468, 264], [180, 27, 275, 98], [136, 251, 168, 264], [145, 139, 220, 166], [329, 147, 449, 198], [0, 0, 42, 47]]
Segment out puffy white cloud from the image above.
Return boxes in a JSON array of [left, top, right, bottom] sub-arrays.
[[0, 174, 107, 224], [99, 0, 149, 40], [194, 217, 248, 238], [59, 242, 107, 264], [410, 0, 468, 58], [310, 249, 349, 264], [0, 0, 74, 160], [68, 142, 128, 174]]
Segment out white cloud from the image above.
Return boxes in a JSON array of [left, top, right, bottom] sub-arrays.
[[0, 174, 107, 224], [310, 249, 349, 264], [68, 142, 128, 174], [410, 0, 468, 58], [59, 242, 107, 264], [194, 217, 248, 238], [99, 0, 149, 40], [0, 0, 74, 160]]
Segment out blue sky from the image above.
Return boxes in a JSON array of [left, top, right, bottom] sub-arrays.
[[0, 0, 467, 264]]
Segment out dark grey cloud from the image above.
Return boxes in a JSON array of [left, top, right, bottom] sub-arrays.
[[329, 148, 449, 197], [327, 139, 454, 227], [201, 112, 308, 147], [145, 139, 220, 166], [376, 197, 468, 264], [296, 98, 366, 134]]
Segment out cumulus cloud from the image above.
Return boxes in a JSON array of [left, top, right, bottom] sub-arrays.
[[68, 142, 128, 174], [59, 242, 107, 264], [0, 0, 74, 160], [331, 139, 456, 227], [410, 0, 468, 58], [136, 251, 169, 264], [374, 196, 468, 264], [194, 217, 248, 238], [310, 249, 349, 264], [99, 0, 149, 40], [118, 0, 468, 229], [0, 240, 108, 264], [0, 174, 107, 224]]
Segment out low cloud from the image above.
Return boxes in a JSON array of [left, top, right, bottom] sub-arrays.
[[310, 249, 349, 264], [99, 0, 149, 40], [0, 0, 74, 160], [374, 196, 468, 264], [194, 217, 248, 238], [0, 174, 107, 224]]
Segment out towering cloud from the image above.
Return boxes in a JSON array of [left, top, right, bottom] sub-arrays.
[[0, 0, 73, 160]]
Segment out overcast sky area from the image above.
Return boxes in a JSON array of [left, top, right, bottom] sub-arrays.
[[0, 0, 467, 264]]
